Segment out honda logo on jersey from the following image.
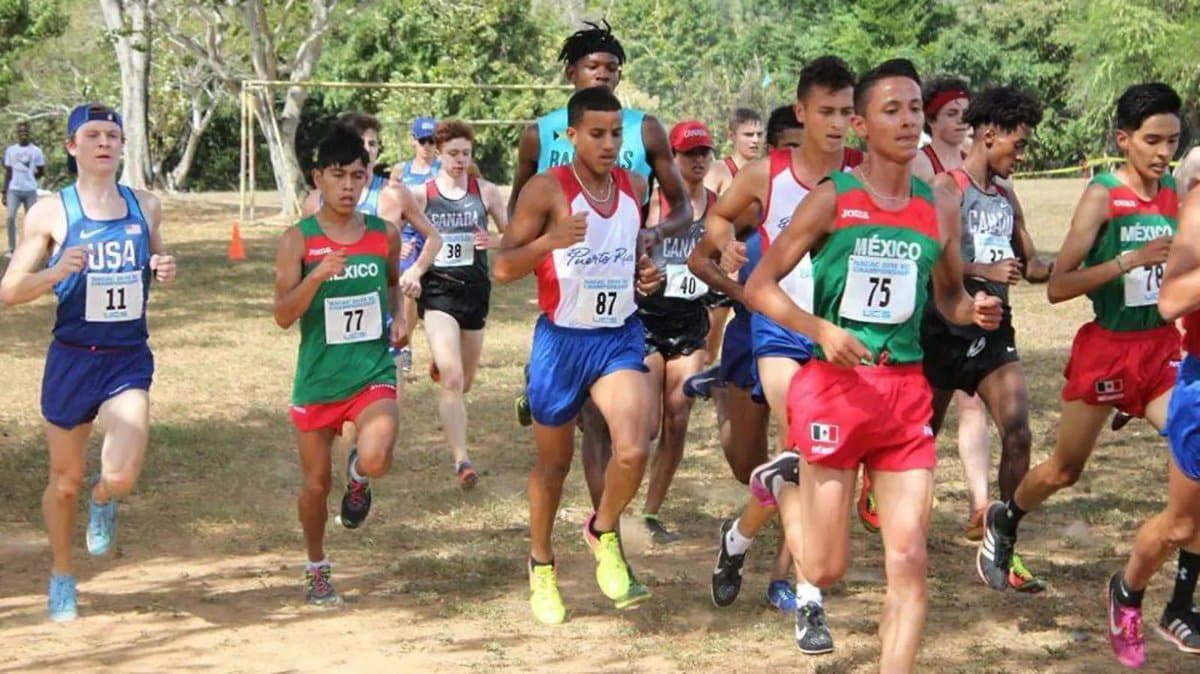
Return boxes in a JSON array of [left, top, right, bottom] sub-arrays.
[[1095, 378, 1125, 401], [810, 423, 840, 445]]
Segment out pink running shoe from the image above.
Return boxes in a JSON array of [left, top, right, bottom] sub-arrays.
[[1107, 573, 1146, 668]]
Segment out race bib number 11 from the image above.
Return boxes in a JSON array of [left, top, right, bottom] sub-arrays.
[[85, 271, 144, 322]]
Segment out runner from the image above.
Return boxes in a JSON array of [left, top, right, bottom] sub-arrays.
[[0, 104, 177, 621], [508, 21, 691, 512], [1176, 145, 1200, 197], [494, 86, 663, 625], [744, 58, 1003, 670], [704, 107, 763, 194], [274, 125, 414, 606], [391, 115, 442, 373], [765, 105, 805, 150], [976, 86, 1200, 644], [920, 85, 1050, 592], [409, 120, 507, 489], [1107, 171, 1200, 668], [636, 120, 718, 543], [912, 76, 970, 180], [690, 56, 861, 650]]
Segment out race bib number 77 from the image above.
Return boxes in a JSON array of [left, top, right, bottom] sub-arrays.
[[324, 292, 383, 345]]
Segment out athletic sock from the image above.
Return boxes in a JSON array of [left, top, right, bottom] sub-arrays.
[[795, 582, 822, 606], [1168, 549, 1200, 612], [348, 456, 367, 483], [996, 498, 1026, 536], [530, 556, 554, 569], [589, 516, 610, 539], [725, 518, 753, 556], [643, 513, 660, 522], [306, 558, 330, 571], [1113, 573, 1145, 608]]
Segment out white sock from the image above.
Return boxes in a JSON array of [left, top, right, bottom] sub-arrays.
[[348, 456, 366, 483], [725, 519, 754, 555], [795, 581, 822, 606], [306, 558, 329, 571]]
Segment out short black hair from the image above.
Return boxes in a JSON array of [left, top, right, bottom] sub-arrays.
[[315, 124, 369, 169], [854, 58, 921, 115], [766, 105, 802, 147], [336, 111, 381, 137], [730, 107, 762, 131], [559, 20, 625, 67], [567, 86, 622, 126], [796, 55, 856, 102], [963, 86, 1043, 132], [1116, 82, 1182, 131]]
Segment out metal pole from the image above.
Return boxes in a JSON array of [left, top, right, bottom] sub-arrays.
[[238, 86, 247, 228]]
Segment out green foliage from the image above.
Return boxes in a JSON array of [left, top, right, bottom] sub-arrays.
[[0, 0, 68, 107]]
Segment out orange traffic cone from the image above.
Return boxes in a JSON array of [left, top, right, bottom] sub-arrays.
[[228, 223, 246, 262]]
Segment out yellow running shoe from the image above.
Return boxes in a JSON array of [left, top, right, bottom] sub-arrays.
[[1008, 553, 1048, 594], [529, 561, 566, 624], [584, 514, 632, 600]]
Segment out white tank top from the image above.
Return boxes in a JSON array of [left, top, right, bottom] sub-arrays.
[[537, 166, 642, 329]]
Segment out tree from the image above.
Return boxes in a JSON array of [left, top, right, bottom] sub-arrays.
[[98, 0, 154, 188], [0, 0, 69, 109]]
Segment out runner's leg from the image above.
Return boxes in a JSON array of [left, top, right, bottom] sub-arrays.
[[297, 428, 336, 563], [424, 310, 470, 466], [873, 468, 935, 672], [644, 350, 704, 516], [44, 423, 92, 575]]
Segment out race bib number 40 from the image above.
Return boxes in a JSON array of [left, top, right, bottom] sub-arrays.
[[85, 271, 144, 322], [435, 232, 475, 268], [575, 277, 633, 327], [973, 232, 1015, 264], [324, 292, 383, 345], [1124, 264, 1164, 308], [664, 264, 708, 300], [839, 255, 918, 324]]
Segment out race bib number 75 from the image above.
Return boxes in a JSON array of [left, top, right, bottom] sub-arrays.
[[838, 255, 918, 324]]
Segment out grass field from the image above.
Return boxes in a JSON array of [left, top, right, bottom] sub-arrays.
[[0, 180, 1190, 672]]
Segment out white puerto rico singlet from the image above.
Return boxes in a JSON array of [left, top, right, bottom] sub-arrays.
[[536, 166, 642, 329], [757, 147, 864, 311]]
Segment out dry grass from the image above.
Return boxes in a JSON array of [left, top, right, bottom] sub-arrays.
[[0, 180, 1186, 672]]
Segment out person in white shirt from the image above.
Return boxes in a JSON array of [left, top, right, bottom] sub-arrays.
[[4, 122, 46, 256]]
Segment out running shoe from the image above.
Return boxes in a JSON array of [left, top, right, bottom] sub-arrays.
[[1107, 573, 1146, 668], [339, 448, 372, 529], [795, 601, 835, 655], [86, 476, 117, 556], [1157, 604, 1200, 654], [711, 519, 746, 607], [515, 393, 532, 427], [964, 508, 984, 542], [613, 567, 652, 610], [977, 501, 1015, 591], [643, 515, 681, 544], [1008, 553, 1048, 594], [1111, 411, 1134, 431], [767, 580, 798, 613], [47, 574, 77, 622], [396, 346, 413, 375], [749, 452, 799, 508], [305, 564, 343, 606], [683, 364, 723, 399], [858, 471, 880, 534], [456, 459, 479, 490], [583, 513, 632, 600], [528, 560, 566, 624]]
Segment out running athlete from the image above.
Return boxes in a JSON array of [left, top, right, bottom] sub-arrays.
[[0, 104, 176, 622], [693, 57, 861, 650], [1176, 146, 1200, 197], [976, 87, 1200, 639], [508, 21, 691, 512], [704, 107, 763, 194], [391, 115, 442, 372], [765, 105, 805, 150], [274, 126, 413, 606], [409, 120, 507, 489], [636, 120, 718, 544], [495, 86, 662, 625], [1107, 172, 1200, 668], [918, 86, 1050, 592], [912, 76, 970, 181], [745, 59, 1002, 671]]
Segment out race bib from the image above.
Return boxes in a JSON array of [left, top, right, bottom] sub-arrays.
[[575, 277, 634, 327], [839, 255, 918, 324], [435, 232, 475, 267], [1124, 264, 1164, 308], [324, 292, 383, 345], [84, 271, 144, 322], [973, 232, 1015, 264], [664, 263, 708, 300]]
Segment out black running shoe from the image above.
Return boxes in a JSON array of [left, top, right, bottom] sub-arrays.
[[305, 564, 343, 606], [1157, 604, 1200, 654], [683, 364, 723, 400], [1111, 411, 1134, 431], [795, 601, 834, 655], [711, 519, 746, 607], [643, 515, 681, 545], [340, 448, 372, 529], [976, 501, 1015, 591]]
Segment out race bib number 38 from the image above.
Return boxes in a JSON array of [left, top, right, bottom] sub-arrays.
[[324, 292, 383, 345], [1124, 264, 1164, 308], [435, 232, 475, 268], [85, 271, 144, 322], [575, 277, 633, 327], [664, 264, 708, 300], [839, 255, 918, 324]]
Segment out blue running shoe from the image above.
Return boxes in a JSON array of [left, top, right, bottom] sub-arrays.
[[86, 477, 117, 556], [683, 364, 723, 399], [767, 580, 798, 613], [48, 574, 77, 622]]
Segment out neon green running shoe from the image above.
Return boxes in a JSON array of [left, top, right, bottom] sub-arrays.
[[528, 560, 566, 624], [1008, 553, 1048, 594], [583, 514, 632, 600], [613, 567, 652, 610]]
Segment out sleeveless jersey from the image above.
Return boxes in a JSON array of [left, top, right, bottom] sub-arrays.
[[638, 189, 715, 318], [723, 157, 740, 177], [536, 107, 652, 178], [292, 215, 396, 405], [1084, 172, 1177, 332], [356, 175, 387, 216], [754, 147, 864, 312], [49, 184, 152, 348], [921, 145, 965, 176], [400, 159, 441, 187], [424, 176, 490, 285], [1184, 310, 1200, 356], [536, 166, 642, 329], [811, 172, 942, 365]]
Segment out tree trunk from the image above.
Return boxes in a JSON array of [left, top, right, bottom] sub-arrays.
[[98, 0, 154, 188], [167, 91, 217, 191]]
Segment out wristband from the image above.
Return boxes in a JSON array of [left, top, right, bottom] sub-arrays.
[[1115, 253, 1127, 273]]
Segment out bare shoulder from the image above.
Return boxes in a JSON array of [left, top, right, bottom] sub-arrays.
[[131, 188, 162, 221], [24, 193, 66, 237], [628, 171, 649, 200]]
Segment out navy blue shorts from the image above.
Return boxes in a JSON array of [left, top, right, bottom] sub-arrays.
[[527, 315, 648, 427], [400, 225, 426, 271], [719, 310, 756, 391], [1165, 354, 1200, 481], [750, 313, 814, 402], [41, 341, 154, 429]]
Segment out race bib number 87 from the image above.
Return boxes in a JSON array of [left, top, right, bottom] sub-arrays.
[[839, 255, 918, 324], [575, 277, 633, 327], [324, 292, 383, 345]]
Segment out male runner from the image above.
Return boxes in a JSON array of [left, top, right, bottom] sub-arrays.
[[409, 120, 507, 489], [508, 21, 691, 512], [1107, 174, 1200, 668], [1175, 145, 1200, 197], [0, 104, 177, 621], [745, 59, 1002, 671], [704, 107, 763, 194], [912, 76, 970, 181], [637, 120, 718, 543], [765, 105, 805, 150], [976, 87, 1200, 646], [919, 86, 1050, 592], [392, 115, 442, 371], [275, 125, 413, 605], [693, 56, 861, 647], [494, 86, 662, 625]]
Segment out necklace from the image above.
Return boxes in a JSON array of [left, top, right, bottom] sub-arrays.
[[855, 167, 910, 206], [571, 162, 613, 204]]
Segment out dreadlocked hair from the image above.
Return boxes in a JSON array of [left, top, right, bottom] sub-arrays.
[[558, 20, 625, 66]]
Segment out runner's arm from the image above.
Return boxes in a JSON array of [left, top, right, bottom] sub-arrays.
[[704, 160, 731, 194], [911, 152, 935, 182], [384, 221, 404, 335], [494, 174, 561, 283], [642, 114, 693, 243], [1159, 188, 1200, 320], [0, 196, 72, 306], [273, 227, 324, 329], [686, 158, 767, 302], [507, 124, 540, 217], [395, 185, 441, 275], [932, 186, 992, 326], [480, 181, 508, 248], [1175, 147, 1200, 198], [1048, 183, 1135, 303], [646, 187, 662, 226], [137, 190, 176, 283], [300, 189, 320, 217], [1007, 187, 1052, 283]]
